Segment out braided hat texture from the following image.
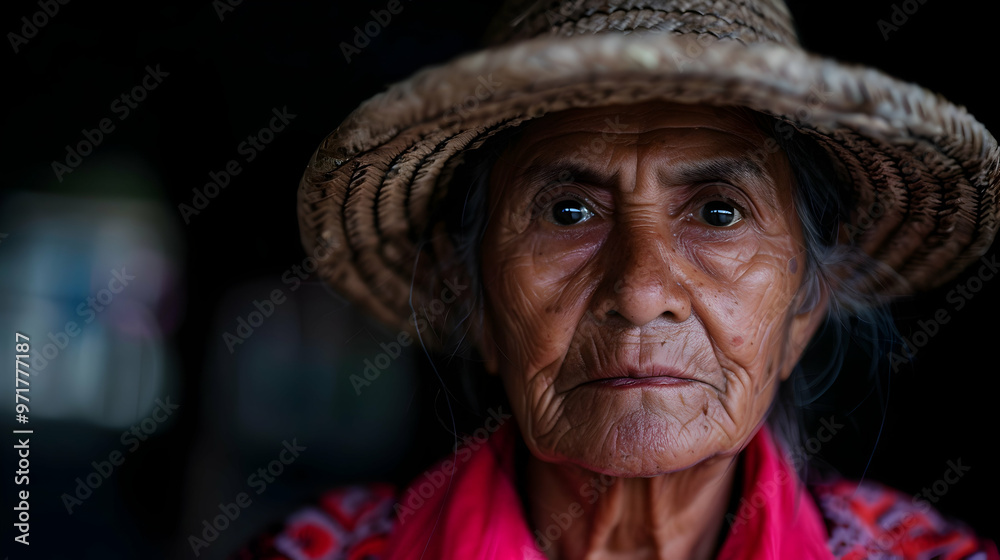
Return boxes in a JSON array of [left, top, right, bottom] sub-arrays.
[[297, 0, 1000, 339]]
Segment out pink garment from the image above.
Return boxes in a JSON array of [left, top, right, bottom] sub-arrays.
[[381, 422, 835, 559], [232, 421, 999, 559]]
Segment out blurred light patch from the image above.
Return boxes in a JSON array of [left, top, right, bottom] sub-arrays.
[[0, 172, 182, 429]]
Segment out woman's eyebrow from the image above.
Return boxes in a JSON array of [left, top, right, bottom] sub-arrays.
[[668, 156, 768, 186], [662, 155, 778, 206], [517, 161, 617, 190], [513, 155, 778, 206]]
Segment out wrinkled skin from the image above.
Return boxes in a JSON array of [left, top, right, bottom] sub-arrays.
[[477, 101, 828, 558]]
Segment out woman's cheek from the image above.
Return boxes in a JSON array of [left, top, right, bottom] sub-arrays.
[[673, 223, 763, 279], [680, 227, 795, 323], [486, 242, 569, 366], [510, 222, 606, 307]]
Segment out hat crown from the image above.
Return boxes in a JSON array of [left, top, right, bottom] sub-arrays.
[[484, 0, 800, 47]]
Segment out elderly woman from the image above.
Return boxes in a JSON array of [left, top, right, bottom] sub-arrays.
[[236, 1, 998, 558]]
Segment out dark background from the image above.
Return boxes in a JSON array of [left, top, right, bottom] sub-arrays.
[[2, 1, 997, 558]]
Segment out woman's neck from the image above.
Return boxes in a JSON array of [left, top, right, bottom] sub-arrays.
[[524, 452, 739, 560]]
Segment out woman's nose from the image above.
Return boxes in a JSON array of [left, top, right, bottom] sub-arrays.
[[595, 220, 692, 327]]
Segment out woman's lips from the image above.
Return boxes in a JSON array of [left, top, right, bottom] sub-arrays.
[[578, 367, 696, 388], [586, 376, 693, 388]]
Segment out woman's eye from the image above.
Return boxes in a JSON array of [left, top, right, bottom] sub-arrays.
[[548, 199, 593, 226], [699, 200, 742, 227]]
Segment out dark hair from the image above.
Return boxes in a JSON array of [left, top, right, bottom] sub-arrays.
[[764, 117, 896, 477], [421, 109, 897, 475]]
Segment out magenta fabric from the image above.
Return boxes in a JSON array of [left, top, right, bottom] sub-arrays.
[[232, 422, 999, 559], [380, 422, 836, 560], [381, 421, 538, 559], [715, 427, 835, 560]]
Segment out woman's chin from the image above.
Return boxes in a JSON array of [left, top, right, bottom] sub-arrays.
[[537, 409, 734, 478]]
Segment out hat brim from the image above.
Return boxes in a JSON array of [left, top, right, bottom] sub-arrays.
[[298, 32, 999, 336]]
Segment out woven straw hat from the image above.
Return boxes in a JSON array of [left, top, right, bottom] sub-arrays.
[[298, 0, 999, 340]]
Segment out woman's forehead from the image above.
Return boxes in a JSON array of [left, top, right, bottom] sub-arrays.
[[509, 101, 768, 146], [493, 101, 793, 208], [503, 127, 768, 170]]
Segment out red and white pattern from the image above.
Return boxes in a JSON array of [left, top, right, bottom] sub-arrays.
[[812, 479, 997, 560], [232, 484, 396, 560], [233, 478, 996, 560]]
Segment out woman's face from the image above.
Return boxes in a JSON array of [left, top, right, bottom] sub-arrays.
[[479, 102, 826, 477]]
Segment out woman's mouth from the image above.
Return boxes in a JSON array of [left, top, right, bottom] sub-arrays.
[[584, 376, 694, 388], [579, 366, 696, 388]]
